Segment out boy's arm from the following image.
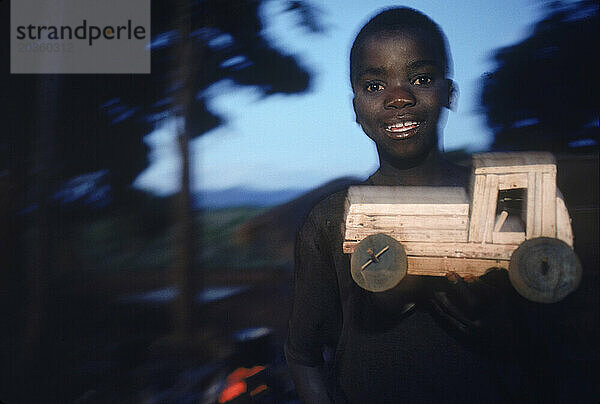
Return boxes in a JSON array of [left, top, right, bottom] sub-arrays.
[[285, 346, 332, 404], [286, 209, 340, 403]]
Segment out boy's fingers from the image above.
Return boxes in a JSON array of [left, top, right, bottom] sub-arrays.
[[446, 271, 460, 283], [445, 271, 479, 284]]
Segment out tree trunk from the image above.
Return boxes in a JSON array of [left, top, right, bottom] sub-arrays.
[[171, 0, 197, 340]]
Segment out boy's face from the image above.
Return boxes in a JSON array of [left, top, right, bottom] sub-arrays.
[[352, 29, 451, 162]]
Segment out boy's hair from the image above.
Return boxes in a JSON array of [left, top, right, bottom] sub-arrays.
[[350, 7, 452, 86]]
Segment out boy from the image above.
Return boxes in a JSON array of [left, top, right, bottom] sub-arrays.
[[286, 8, 531, 403]]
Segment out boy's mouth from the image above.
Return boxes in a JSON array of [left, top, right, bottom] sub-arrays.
[[384, 120, 422, 139]]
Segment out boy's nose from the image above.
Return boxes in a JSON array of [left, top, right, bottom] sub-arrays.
[[384, 89, 415, 109]]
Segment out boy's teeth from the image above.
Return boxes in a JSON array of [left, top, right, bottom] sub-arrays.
[[386, 121, 420, 132]]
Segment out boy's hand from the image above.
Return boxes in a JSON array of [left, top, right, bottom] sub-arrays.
[[432, 268, 516, 338]]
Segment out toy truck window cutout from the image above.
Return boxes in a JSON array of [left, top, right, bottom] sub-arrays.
[[343, 152, 582, 303]]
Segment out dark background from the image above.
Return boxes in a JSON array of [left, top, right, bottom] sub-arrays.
[[1, 1, 598, 402]]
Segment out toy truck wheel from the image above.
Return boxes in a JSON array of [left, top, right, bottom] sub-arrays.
[[350, 233, 407, 292], [508, 237, 582, 303]]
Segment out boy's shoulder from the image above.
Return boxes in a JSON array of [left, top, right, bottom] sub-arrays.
[[301, 177, 365, 232], [309, 181, 361, 220]]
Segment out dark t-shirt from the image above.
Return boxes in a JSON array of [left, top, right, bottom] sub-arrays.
[[286, 168, 542, 403]]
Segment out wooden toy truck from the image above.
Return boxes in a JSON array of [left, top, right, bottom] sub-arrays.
[[343, 152, 582, 303]]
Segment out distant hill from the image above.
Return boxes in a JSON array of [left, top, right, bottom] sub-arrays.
[[234, 176, 362, 265], [194, 187, 308, 209], [193, 150, 473, 210]]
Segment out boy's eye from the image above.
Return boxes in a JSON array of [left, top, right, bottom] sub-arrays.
[[412, 76, 433, 86], [365, 82, 384, 92]]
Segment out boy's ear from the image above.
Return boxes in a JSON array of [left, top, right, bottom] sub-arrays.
[[352, 97, 360, 124], [445, 79, 458, 111]]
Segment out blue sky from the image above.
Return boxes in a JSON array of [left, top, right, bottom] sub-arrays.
[[134, 0, 554, 195]]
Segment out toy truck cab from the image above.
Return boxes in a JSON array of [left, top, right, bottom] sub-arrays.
[[469, 152, 572, 248], [343, 152, 581, 303]]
